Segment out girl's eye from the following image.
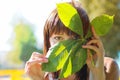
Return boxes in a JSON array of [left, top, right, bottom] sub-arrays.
[[54, 36, 64, 41]]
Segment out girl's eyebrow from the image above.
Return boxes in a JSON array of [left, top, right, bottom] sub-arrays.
[[54, 33, 64, 35]]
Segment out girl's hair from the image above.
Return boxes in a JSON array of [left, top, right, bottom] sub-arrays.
[[43, 1, 90, 80]]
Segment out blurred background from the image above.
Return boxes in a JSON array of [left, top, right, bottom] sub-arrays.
[[0, 0, 120, 80]]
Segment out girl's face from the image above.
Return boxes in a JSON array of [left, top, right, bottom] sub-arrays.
[[49, 33, 77, 46]]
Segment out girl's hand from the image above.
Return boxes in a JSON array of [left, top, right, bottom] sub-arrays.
[[25, 52, 48, 80], [82, 27, 105, 80]]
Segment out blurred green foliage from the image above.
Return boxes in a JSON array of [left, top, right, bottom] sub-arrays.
[[7, 21, 42, 64], [20, 42, 42, 62], [80, 0, 120, 58]]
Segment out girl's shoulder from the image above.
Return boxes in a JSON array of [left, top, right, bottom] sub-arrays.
[[104, 57, 119, 80]]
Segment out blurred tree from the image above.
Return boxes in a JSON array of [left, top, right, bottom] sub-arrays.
[[7, 21, 42, 65], [80, 0, 120, 58], [20, 42, 43, 62]]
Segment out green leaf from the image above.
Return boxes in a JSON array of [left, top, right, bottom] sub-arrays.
[[85, 26, 92, 39], [59, 41, 87, 78], [57, 3, 83, 37], [42, 40, 76, 72], [91, 14, 114, 36], [42, 40, 87, 78]]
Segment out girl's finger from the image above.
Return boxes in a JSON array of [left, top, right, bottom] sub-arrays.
[[91, 26, 100, 39], [86, 39, 103, 48], [82, 45, 101, 56], [30, 52, 46, 59], [86, 49, 95, 71], [26, 58, 48, 67], [87, 39, 99, 45]]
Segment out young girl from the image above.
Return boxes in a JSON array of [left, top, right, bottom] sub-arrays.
[[25, 1, 119, 80]]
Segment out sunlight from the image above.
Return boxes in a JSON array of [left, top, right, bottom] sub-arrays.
[[0, 0, 64, 49]]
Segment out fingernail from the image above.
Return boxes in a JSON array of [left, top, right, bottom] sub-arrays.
[[43, 58, 48, 62]]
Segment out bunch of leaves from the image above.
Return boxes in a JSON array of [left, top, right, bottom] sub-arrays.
[[42, 2, 114, 78]]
